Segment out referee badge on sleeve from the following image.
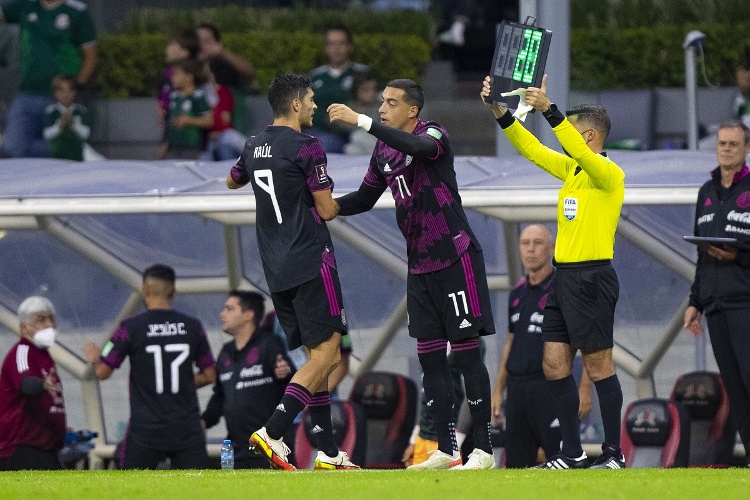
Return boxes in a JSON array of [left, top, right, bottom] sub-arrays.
[[563, 197, 578, 221]]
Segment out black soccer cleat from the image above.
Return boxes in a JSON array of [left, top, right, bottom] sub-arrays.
[[532, 452, 589, 469]]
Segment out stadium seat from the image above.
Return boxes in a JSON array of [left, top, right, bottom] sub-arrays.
[[349, 371, 418, 468], [294, 401, 367, 469], [670, 371, 736, 466], [620, 398, 690, 468]]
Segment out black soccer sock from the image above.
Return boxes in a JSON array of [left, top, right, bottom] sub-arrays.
[[451, 338, 493, 454], [594, 374, 623, 455], [418, 339, 457, 456], [308, 392, 339, 458], [548, 375, 584, 458], [265, 383, 311, 440]]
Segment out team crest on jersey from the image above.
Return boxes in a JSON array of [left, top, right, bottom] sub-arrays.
[[55, 14, 70, 30], [563, 197, 578, 221], [405, 155, 413, 166], [426, 128, 442, 140], [316, 164, 328, 184]]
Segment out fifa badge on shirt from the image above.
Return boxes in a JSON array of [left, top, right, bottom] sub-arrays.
[[316, 164, 328, 184], [563, 197, 578, 221]]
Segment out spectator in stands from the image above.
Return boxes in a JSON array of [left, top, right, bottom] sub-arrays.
[[492, 224, 593, 468], [199, 58, 248, 162], [309, 25, 369, 154], [733, 66, 750, 129], [84, 264, 216, 469], [0, 296, 66, 470], [163, 58, 214, 160], [343, 72, 380, 156], [157, 29, 202, 159], [196, 23, 256, 94], [0, 0, 97, 159], [201, 291, 295, 469], [42, 75, 91, 162], [684, 119, 750, 469]]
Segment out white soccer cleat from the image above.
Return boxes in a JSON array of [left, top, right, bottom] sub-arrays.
[[249, 426, 295, 471], [314, 450, 361, 470], [407, 450, 461, 470], [450, 449, 495, 470]]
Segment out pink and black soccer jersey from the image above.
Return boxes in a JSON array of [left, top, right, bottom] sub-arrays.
[[230, 126, 336, 292], [100, 309, 215, 451], [0, 338, 66, 457], [362, 119, 481, 274]]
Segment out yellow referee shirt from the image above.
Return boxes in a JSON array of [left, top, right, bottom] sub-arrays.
[[503, 118, 625, 263]]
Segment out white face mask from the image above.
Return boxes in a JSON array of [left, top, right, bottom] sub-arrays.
[[33, 327, 57, 349]]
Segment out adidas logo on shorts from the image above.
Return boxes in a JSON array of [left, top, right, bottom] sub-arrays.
[[459, 319, 472, 329], [312, 425, 323, 434]]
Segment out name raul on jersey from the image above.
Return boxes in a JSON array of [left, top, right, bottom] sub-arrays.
[[147, 322, 187, 337], [254, 143, 272, 158]]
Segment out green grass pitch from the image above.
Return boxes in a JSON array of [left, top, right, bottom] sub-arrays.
[[2, 468, 750, 500]]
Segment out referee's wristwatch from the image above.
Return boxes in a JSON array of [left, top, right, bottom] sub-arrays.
[[542, 103, 558, 118]]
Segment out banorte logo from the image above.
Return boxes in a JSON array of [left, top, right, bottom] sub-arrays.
[[736, 191, 750, 209]]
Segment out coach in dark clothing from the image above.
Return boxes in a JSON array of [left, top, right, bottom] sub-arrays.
[[201, 291, 295, 469], [684, 119, 750, 467]]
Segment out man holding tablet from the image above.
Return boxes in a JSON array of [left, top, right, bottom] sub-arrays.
[[684, 119, 750, 468]]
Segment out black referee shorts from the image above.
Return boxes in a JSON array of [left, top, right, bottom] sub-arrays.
[[407, 246, 495, 341], [272, 261, 348, 351], [542, 260, 618, 350]]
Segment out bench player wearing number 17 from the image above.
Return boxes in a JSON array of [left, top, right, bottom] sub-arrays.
[[83, 264, 216, 469], [226, 73, 358, 471], [328, 79, 496, 470]]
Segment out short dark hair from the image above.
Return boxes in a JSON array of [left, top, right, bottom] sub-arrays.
[[228, 290, 265, 327], [719, 119, 750, 144], [143, 264, 176, 284], [52, 74, 77, 92], [173, 58, 208, 86], [326, 24, 353, 44], [173, 28, 200, 59], [351, 71, 377, 100], [196, 22, 221, 43], [385, 79, 424, 115], [566, 104, 611, 138], [267, 73, 311, 118]]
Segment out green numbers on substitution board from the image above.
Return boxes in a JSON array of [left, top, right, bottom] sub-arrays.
[[512, 29, 543, 84]]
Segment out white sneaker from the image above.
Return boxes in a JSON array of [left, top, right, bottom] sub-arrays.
[[407, 450, 461, 470], [314, 450, 361, 470], [451, 449, 495, 470], [249, 427, 295, 470], [438, 21, 466, 47]]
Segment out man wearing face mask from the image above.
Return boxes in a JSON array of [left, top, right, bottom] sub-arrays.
[[0, 296, 66, 470]]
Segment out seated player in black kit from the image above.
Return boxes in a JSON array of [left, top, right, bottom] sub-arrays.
[[226, 73, 358, 471], [328, 79, 496, 469], [84, 264, 216, 469]]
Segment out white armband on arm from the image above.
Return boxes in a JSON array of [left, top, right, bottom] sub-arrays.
[[357, 114, 373, 132]]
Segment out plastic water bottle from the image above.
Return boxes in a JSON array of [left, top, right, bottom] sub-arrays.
[[220, 439, 234, 470]]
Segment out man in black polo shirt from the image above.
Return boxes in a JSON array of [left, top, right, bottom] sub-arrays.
[[201, 291, 295, 469], [227, 73, 357, 471], [492, 224, 592, 467], [84, 264, 216, 469]]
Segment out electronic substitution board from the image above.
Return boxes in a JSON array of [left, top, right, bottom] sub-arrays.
[[485, 20, 552, 108]]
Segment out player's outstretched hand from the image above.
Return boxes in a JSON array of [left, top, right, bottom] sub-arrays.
[[524, 74, 552, 112], [328, 103, 359, 126], [480, 76, 508, 119]]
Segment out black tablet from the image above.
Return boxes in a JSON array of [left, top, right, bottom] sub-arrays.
[[683, 236, 740, 247]]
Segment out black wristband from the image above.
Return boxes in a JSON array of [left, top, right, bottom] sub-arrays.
[[542, 103, 565, 128]]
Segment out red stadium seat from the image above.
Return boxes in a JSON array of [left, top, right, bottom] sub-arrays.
[[620, 398, 690, 468], [349, 371, 418, 468], [670, 371, 736, 466]]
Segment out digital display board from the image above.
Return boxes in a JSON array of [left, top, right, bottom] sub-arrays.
[[485, 20, 552, 108]]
